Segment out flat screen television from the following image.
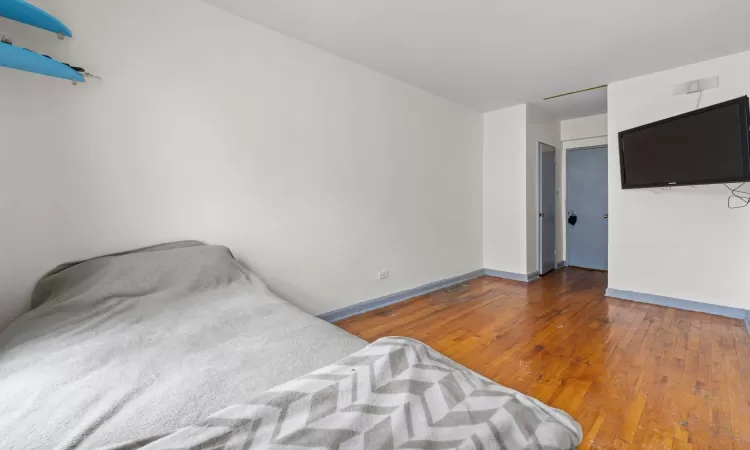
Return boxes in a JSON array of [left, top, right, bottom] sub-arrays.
[[618, 95, 750, 189]]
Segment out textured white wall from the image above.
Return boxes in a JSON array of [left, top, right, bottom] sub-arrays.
[[482, 104, 560, 276], [608, 50, 750, 308], [525, 105, 561, 274], [0, 0, 483, 330], [561, 114, 608, 142], [482, 105, 528, 274]]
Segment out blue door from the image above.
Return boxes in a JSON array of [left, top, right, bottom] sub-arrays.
[[539, 144, 557, 275], [566, 146, 608, 270]]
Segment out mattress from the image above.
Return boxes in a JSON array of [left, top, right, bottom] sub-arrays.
[[0, 242, 366, 450], [111, 337, 583, 450]]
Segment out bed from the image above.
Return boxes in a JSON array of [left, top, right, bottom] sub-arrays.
[[0, 242, 582, 449]]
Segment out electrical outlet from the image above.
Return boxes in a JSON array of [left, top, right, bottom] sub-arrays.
[[378, 271, 389, 280]]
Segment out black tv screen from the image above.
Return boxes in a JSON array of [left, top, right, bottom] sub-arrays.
[[619, 96, 750, 189]]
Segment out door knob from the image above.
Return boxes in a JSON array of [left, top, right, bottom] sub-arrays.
[[604, 214, 608, 219]]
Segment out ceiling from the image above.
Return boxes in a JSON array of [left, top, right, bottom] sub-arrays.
[[530, 86, 608, 121], [206, 0, 750, 118]]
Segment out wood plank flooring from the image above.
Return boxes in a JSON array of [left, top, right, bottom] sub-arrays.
[[336, 268, 750, 449]]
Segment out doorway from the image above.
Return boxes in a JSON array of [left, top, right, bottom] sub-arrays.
[[538, 143, 557, 276], [566, 146, 608, 270]]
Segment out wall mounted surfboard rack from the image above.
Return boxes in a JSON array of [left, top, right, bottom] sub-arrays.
[[0, 1, 100, 83], [0, 0, 72, 38], [0, 40, 84, 82]]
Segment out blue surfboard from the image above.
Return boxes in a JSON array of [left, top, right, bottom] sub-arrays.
[[0, 0, 72, 37], [0, 42, 84, 81]]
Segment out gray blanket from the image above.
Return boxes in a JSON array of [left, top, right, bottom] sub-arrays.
[[0, 242, 366, 450], [112, 337, 583, 449]]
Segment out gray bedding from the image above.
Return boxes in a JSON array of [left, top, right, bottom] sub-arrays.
[[111, 337, 583, 450], [0, 242, 366, 450]]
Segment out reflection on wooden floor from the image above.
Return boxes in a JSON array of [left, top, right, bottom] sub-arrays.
[[336, 268, 750, 449]]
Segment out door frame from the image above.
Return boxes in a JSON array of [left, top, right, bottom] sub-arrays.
[[564, 144, 608, 266], [537, 142, 557, 276]]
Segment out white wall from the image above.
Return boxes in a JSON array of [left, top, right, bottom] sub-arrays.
[[0, 0, 483, 330], [561, 114, 607, 142], [525, 105, 561, 273], [482, 105, 528, 274], [608, 50, 750, 309], [559, 114, 608, 259], [482, 104, 560, 276]]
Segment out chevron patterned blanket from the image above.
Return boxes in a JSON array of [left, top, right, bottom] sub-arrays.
[[124, 337, 583, 449]]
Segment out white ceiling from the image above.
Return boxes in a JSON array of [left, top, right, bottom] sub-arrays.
[[530, 86, 608, 120], [206, 0, 750, 118]]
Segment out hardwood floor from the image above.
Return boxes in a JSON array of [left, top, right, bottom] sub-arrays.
[[336, 268, 750, 449]]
